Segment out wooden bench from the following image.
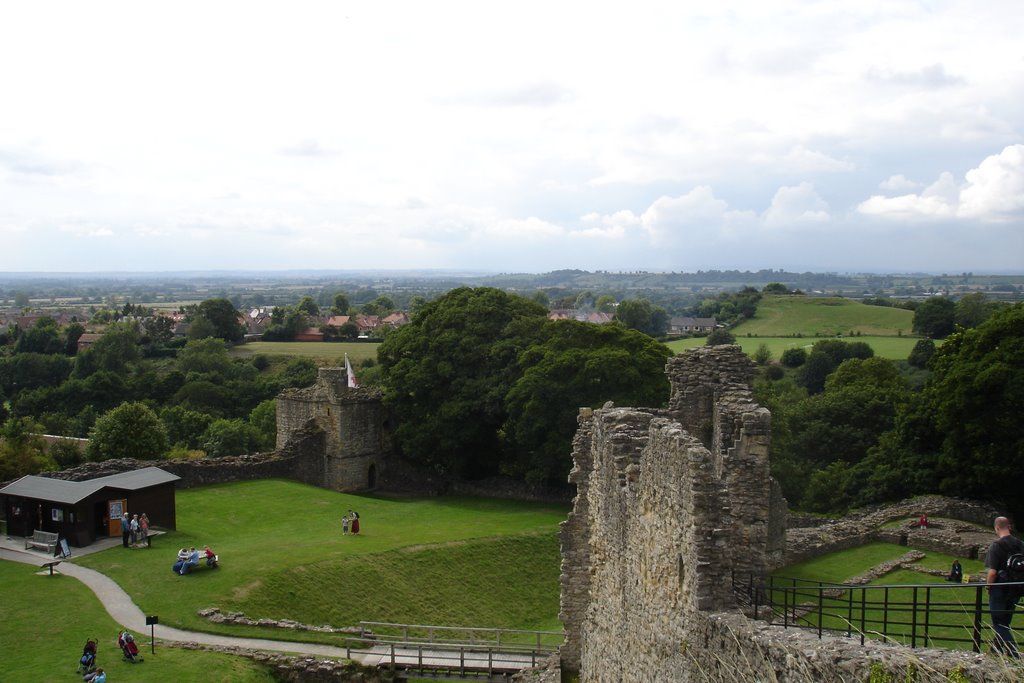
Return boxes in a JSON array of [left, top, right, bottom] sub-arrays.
[[25, 530, 59, 554]]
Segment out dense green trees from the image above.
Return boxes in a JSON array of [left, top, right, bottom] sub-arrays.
[[193, 298, 245, 342], [614, 298, 669, 337], [500, 320, 671, 482], [379, 287, 549, 478], [912, 297, 956, 339], [380, 287, 672, 483]]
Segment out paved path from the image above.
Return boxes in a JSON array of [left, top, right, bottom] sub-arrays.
[[0, 545, 363, 662]]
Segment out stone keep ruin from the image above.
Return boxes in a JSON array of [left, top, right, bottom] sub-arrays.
[[558, 345, 1003, 683], [275, 368, 387, 492]]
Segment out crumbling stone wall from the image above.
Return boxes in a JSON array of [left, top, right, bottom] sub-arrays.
[[276, 368, 389, 492], [559, 345, 1011, 682]]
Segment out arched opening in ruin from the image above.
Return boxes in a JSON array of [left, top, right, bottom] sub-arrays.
[[367, 464, 377, 489]]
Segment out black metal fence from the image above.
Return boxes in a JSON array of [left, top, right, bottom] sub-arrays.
[[733, 573, 1024, 653]]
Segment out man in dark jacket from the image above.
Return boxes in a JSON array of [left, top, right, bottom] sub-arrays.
[[986, 516, 1024, 657]]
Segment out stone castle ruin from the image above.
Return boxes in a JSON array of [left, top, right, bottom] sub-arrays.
[[558, 345, 1003, 682], [275, 368, 388, 492]]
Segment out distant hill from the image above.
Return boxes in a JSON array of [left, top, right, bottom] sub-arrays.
[[734, 296, 915, 337]]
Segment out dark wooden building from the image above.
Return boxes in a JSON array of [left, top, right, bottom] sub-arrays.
[[0, 467, 179, 547]]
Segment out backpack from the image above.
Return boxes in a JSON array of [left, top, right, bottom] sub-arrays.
[[996, 537, 1024, 598]]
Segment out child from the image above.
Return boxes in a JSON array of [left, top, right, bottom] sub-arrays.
[[342, 514, 349, 535]]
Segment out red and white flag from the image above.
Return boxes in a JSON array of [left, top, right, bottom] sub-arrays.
[[345, 353, 359, 388]]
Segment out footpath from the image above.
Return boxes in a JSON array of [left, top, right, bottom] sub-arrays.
[[0, 540, 367, 664]]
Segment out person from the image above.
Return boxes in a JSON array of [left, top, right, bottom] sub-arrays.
[[180, 546, 200, 575], [349, 509, 360, 535], [83, 668, 106, 683], [342, 514, 349, 535], [120, 512, 130, 548], [203, 545, 218, 567], [949, 559, 963, 583], [139, 513, 150, 547], [919, 513, 928, 529], [985, 516, 1024, 657], [130, 513, 140, 546], [172, 547, 189, 573]]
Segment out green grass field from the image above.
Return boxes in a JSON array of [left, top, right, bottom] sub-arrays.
[[666, 335, 921, 360], [737, 296, 915, 337], [74, 480, 568, 645], [0, 560, 277, 682], [232, 341, 380, 364]]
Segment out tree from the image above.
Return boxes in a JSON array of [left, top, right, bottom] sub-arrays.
[[0, 417, 54, 480], [160, 405, 214, 450], [763, 282, 789, 294], [194, 298, 245, 343], [705, 328, 736, 346], [14, 317, 63, 354], [178, 338, 233, 379], [249, 399, 277, 451], [780, 347, 807, 368], [794, 350, 834, 394], [500, 320, 672, 483], [331, 293, 351, 315], [279, 357, 317, 388], [201, 418, 261, 457], [72, 323, 142, 378], [907, 338, 936, 369], [142, 315, 175, 347], [379, 287, 549, 477], [954, 292, 1002, 329], [912, 297, 956, 339], [615, 298, 669, 337], [753, 343, 772, 366], [86, 402, 168, 461], [296, 296, 320, 317]]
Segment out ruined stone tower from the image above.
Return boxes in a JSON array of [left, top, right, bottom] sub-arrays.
[[275, 367, 388, 491], [559, 345, 785, 680]]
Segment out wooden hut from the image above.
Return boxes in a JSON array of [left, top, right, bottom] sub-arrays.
[[0, 467, 179, 548]]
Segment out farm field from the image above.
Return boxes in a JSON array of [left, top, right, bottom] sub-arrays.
[[75, 480, 568, 644], [232, 340, 380, 365]]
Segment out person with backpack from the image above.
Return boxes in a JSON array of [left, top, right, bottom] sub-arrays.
[[985, 516, 1024, 658]]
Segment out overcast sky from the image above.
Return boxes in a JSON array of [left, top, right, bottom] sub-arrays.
[[2, 1, 1022, 274]]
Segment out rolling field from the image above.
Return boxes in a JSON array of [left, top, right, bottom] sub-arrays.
[[736, 295, 914, 337]]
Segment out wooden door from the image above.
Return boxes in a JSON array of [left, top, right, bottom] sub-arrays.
[[107, 499, 127, 537]]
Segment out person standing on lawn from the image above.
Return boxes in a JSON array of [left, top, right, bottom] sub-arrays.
[[986, 516, 1024, 658], [139, 513, 150, 547], [120, 512, 130, 548]]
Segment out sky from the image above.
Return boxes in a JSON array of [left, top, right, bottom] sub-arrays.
[[1, 1, 1023, 274]]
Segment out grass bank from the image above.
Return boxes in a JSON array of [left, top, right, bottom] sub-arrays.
[[666, 335, 921, 360], [232, 340, 380, 364], [75, 480, 568, 642]]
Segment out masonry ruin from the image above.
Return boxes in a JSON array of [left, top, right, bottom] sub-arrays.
[[558, 345, 1007, 682], [275, 368, 389, 492]]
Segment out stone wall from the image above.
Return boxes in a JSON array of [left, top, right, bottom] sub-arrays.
[[559, 345, 1012, 682]]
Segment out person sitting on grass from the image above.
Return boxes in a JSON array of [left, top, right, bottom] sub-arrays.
[[203, 545, 218, 568], [83, 667, 106, 683], [172, 547, 189, 574], [179, 547, 200, 575]]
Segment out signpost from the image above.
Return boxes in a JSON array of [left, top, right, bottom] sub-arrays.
[[145, 615, 158, 654]]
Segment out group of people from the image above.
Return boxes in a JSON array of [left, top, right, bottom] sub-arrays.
[[341, 509, 361, 535], [76, 629, 143, 681], [119, 512, 150, 548], [172, 545, 218, 575]]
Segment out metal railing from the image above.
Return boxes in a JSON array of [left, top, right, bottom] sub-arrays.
[[733, 572, 1023, 653], [358, 621, 562, 651]]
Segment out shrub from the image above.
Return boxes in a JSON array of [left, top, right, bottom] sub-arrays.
[[780, 347, 807, 368]]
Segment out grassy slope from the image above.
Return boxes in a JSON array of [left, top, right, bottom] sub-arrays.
[[75, 480, 568, 642], [0, 561, 276, 682], [735, 296, 914, 337], [668, 296, 921, 360]]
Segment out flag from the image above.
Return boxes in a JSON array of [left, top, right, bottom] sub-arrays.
[[345, 353, 359, 388]]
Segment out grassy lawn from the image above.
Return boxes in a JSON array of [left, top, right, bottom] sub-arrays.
[[232, 341, 380, 364], [75, 480, 568, 644], [771, 544, 995, 651], [666, 335, 921, 360], [0, 560, 277, 682]]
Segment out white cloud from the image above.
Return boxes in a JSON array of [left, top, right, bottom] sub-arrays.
[[762, 183, 831, 227], [857, 146, 1024, 222], [879, 175, 923, 192]]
